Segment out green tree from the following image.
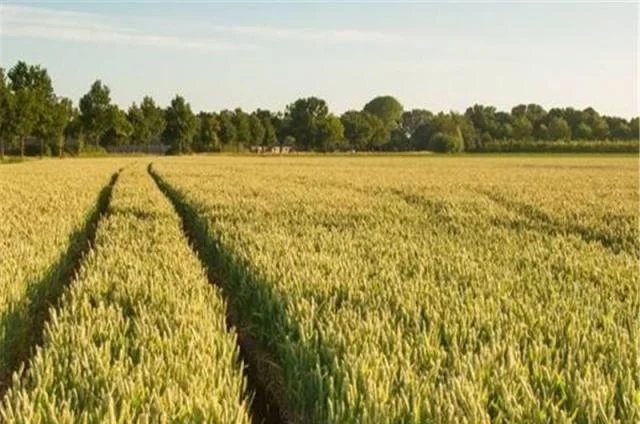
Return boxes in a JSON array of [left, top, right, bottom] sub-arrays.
[[79, 80, 112, 149], [428, 132, 463, 153], [8, 61, 53, 157], [591, 117, 610, 140], [47, 97, 73, 157], [548, 117, 571, 141], [285, 97, 330, 151], [341, 110, 379, 151], [606, 117, 631, 140], [363, 96, 404, 131], [195, 112, 220, 152], [249, 113, 266, 146], [574, 122, 593, 140], [0, 67, 10, 159], [218, 110, 237, 148], [102, 105, 133, 146], [512, 116, 533, 140], [128, 96, 166, 147], [492, 112, 513, 140], [233, 108, 251, 148], [630, 117, 639, 139], [316, 114, 344, 152], [465, 104, 497, 146], [255, 109, 277, 146], [400, 109, 433, 138], [163, 95, 197, 154]]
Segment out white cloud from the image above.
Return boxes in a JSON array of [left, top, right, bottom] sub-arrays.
[[213, 24, 408, 44], [0, 5, 255, 52], [0, 4, 415, 52]]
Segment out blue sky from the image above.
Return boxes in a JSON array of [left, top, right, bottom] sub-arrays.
[[1, 1, 637, 118]]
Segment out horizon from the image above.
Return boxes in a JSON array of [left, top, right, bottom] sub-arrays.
[[1, 1, 638, 118]]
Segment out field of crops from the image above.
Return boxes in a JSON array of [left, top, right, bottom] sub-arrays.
[[1, 155, 638, 423]]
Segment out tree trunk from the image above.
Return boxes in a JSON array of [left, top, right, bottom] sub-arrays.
[[20, 136, 25, 159], [0, 138, 4, 161], [40, 138, 44, 158]]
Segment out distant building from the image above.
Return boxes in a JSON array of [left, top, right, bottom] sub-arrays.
[[251, 145, 292, 154]]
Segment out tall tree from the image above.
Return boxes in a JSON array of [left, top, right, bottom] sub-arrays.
[[218, 110, 237, 148], [102, 105, 133, 146], [195, 112, 220, 152], [512, 116, 533, 140], [46, 97, 73, 157], [8, 61, 53, 157], [140, 96, 166, 144], [465, 104, 497, 145], [574, 122, 593, 140], [249, 113, 266, 146], [285, 97, 333, 151], [255, 109, 277, 146], [163, 95, 197, 154], [548, 117, 571, 141], [630, 117, 639, 139], [316, 114, 344, 152], [79, 80, 112, 149], [128, 96, 166, 146], [363, 96, 404, 130], [341, 110, 381, 151], [0, 67, 9, 159], [233, 108, 251, 148]]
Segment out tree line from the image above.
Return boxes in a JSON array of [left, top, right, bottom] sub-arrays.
[[0, 60, 637, 157]]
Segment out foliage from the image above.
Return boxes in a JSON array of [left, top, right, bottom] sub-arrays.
[[163, 95, 197, 155], [79, 80, 112, 148], [0, 59, 638, 155], [428, 132, 464, 153]]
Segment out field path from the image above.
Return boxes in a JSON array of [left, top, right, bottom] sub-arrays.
[[0, 169, 120, 399]]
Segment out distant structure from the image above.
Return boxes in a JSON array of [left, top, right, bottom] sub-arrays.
[[250, 145, 292, 154]]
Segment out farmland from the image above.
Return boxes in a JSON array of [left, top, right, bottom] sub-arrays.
[[1, 155, 638, 423]]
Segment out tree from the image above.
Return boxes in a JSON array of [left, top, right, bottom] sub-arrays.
[[102, 105, 133, 146], [233, 108, 251, 148], [163, 95, 197, 154], [249, 113, 266, 146], [140, 96, 166, 144], [606, 117, 631, 140], [548, 117, 571, 141], [363, 95, 404, 130], [341, 110, 379, 151], [465, 104, 497, 146], [46, 97, 73, 157], [512, 116, 533, 140], [285, 97, 331, 151], [79, 80, 112, 149], [630, 117, 639, 140], [195, 112, 220, 152], [494, 112, 514, 140], [428, 132, 463, 153], [400, 109, 433, 138], [574, 122, 593, 140], [8, 61, 53, 157], [316, 114, 344, 152], [218, 110, 237, 148], [0, 67, 10, 159], [591, 117, 609, 140], [450, 112, 476, 151], [128, 96, 166, 147], [255, 109, 277, 146]]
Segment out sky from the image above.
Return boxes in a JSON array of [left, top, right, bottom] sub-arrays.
[[0, 1, 638, 118]]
